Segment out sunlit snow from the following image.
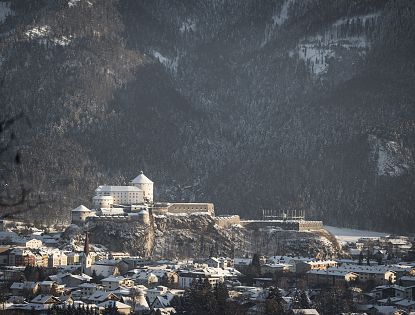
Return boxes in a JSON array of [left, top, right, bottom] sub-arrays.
[[68, 0, 81, 8], [262, 0, 294, 47], [179, 19, 196, 34], [325, 225, 388, 243], [25, 26, 72, 46], [369, 135, 413, 177], [295, 12, 381, 76], [151, 50, 178, 74]]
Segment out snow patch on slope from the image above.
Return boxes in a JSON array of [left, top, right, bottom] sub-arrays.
[[68, 0, 81, 7], [180, 19, 196, 34], [262, 0, 294, 47], [272, 0, 292, 26], [25, 26, 72, 46], [297, 44, 334, 76], [333, 12, 381, 27], [369, 135, 413, 177], [293, 12, 381, 76], [25, 25, 51, 40], [151, 50, 179, 74], [68, 0, 93, 8], [0, 2, 13, 24]]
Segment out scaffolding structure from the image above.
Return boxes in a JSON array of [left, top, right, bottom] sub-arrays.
[[262, 209, 306, 221]]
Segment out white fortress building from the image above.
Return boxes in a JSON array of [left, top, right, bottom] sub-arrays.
[[130, 172, 154, 203], [93, 171, 153, 207], [71, 171, 215, 225]]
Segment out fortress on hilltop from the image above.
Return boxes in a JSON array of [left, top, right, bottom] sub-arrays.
[[71, 171, 214, 225], [71, 171, 323, 231]]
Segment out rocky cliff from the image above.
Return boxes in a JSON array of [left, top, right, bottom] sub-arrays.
[[65, 214, 339, 259], [1, 0, 414, 232]]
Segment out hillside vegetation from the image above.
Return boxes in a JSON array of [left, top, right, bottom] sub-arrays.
[[0, 0, 414, 232]]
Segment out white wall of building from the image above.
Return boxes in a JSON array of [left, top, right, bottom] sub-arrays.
[[94, 186, 144, 205]]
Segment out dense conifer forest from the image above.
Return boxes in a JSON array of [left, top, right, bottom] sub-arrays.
[[0, 0, 414, 232]]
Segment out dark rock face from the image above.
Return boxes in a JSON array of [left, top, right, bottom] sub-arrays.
[[1, 0, 414, 232]]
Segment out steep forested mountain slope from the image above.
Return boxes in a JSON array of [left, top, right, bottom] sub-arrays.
[[0, 0, 414, 232]]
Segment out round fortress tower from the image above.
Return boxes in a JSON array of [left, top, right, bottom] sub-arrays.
[[71, 205, 93, 224], [131, 171, 154, 203]]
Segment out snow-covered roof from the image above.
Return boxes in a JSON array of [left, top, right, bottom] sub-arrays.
[[395, 299, 415, 307], [95, 185, 142, 192], [10, 282, 24, 290], [101, 275, 125, 283], [400, 276, 415, 281], [99, 208, 125, 216], [292, 309, 319, 315], [89, 291, 116, 302], [79, 283, 98, 288], [131, 172, 153, 184], [234, 258, 252, 265], [373, 305, 398, 313], [97, 300, 131, 310], [307, 269, 356, 277], [325, 264, 405, 275], [31, 294, 59, 304], [72, 205, 91, 212]]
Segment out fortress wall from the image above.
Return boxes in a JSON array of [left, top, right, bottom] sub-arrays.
[[214, 215, 241, 228], [298, 220, 324, 231], [87, 216, 140, 223], [167, 203, 215, 216]]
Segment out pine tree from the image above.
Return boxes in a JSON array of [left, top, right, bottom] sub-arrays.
[[265, 287, 284, 315], [214, 282, 229, 315], [299, 290, 310, 309], [292, 289, 310, 309]]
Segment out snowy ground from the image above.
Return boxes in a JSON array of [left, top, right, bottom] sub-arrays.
[[325, 225, 389, 243]]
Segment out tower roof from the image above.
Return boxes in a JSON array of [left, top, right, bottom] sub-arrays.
[[72, 205, 91, 212], [131, 171, 153, 184]]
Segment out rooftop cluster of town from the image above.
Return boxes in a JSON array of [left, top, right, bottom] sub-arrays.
[[0, 216, 414, 314], [0, 171, 412, 314]]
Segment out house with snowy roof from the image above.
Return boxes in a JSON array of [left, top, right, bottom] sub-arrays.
[[59, 273, 92, 287], [101, 275, 134, 291], [150, 292, 175, 309], [30, 294, 61, 305], [307, 269, 358, 287], [79, 282, 100, 297], [97, 300, 131, 315], [10, 281, 39, 296], [132, 271, 159, 286], [324, 264, 401, 285], [87, 290, 120, 304]]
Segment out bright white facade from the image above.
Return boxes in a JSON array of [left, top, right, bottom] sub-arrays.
[[23, 239, 43, 249], [71, 171, 216, 225], [71, 205, 94, 223], [130, 171, 154, 203], [94, 185, 144, 205], [92, 195, 114, 208]]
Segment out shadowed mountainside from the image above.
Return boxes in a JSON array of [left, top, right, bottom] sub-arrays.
[[0, 0, 414, 232]]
